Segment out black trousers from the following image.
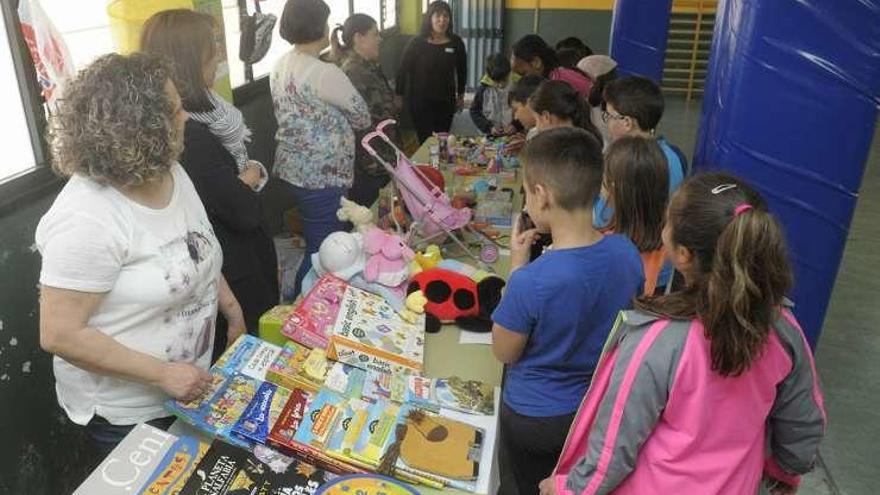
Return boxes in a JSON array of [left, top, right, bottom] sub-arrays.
[[347, 169, 391, 209], [410, 97, 457, 143], [498, 402, 576, 495]]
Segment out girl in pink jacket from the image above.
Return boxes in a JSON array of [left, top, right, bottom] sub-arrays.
[[541, 173, 826, 495]]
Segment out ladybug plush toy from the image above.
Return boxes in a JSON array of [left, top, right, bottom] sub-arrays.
[[408, 262, 506, 333]]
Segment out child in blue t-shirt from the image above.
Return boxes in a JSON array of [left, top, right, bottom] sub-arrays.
[[491, 127, 644, 495]]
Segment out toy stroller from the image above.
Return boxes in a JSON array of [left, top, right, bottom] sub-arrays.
[[362, 120, 500, 268]]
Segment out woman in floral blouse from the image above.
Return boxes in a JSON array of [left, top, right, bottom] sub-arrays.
[[331, 13, 401, 208], [272, 0, 371, 296]]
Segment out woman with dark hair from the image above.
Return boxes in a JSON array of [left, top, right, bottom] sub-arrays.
[[141, 9, 279, 357], [36, 52, 245, 454], [511, 34, 591, 99], [528, 80, 601, 143], [396, 0, 468, 142], [271, 0, 371, 297], [331, 13, 400, 207]]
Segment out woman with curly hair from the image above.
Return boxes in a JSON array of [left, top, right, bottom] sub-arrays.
[[35, 52, 246, 455], [141, 9, 279, 355]]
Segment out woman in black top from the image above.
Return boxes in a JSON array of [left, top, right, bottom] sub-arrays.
[[396, 0, 467, 143], [142, 10, 279, 359]]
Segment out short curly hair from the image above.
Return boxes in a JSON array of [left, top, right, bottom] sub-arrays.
[[49, 52, 182, 188]]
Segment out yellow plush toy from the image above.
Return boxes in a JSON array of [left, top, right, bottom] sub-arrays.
[[399, 290, 428, 324], [415, 245, 443, 270]]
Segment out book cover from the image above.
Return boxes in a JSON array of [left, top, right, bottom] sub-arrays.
[[140, 435, 211, 495], [238, 340, 283, 381], [295, 348, 332, 392], [281, 275, 349, 349], [433, 377, 495, 416], [324, 397, 371, 459], [393, 407, 484, 483], [323, 361, 367, 399], [265, 341, 311, 391], [267, 388, 313, 453], [328, 286, 425, 375], [403, 376, 439, 413], [213, 334, 263, 376], [73, 423, 177, 495], [202, 374, 261, 448], [362, 369, 406, 404], [232, 381, 293, 446], [349, 400, 401, 467], [179, 440, 267, 495], [166, 370, 231, 428], [292, 388, 346, 452]]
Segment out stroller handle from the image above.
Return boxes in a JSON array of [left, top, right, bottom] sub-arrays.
[[361, 119, 398, 155]]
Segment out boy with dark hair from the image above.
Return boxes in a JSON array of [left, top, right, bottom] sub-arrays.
[[492, 127, 644, 495], [469, 53, 513, 135], [597, 76, 689, 291], [506, 74, 544, 137]]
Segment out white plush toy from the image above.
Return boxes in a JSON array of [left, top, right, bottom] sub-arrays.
[[337, 197, 375, 234]]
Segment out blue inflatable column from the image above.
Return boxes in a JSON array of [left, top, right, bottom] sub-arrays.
[[693, 0, 880, 347], [608, 0, 673, 83]]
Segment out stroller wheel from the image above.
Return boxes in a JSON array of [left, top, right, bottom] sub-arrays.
[[480, 243, 499, 264]]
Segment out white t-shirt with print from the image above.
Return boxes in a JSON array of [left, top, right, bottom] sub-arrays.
[[36, 163, 223, 426]]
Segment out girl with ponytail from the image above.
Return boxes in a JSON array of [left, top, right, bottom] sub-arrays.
[[333, 13, 400, 207], [542, 173, 826, 495], [511, 34, 592, 98], [528, 80, 601, 144]]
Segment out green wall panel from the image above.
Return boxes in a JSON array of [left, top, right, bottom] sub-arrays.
[[503, 9, 613, 56]]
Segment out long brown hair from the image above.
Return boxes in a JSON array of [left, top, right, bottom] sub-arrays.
[[635, 173, 793, 376], [141, 9, 217, 112], [604, 136, 668, 252], [529, 80, 601, 143], [330, 14, 377, 62]]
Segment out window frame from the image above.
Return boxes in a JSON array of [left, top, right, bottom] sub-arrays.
[[0, 0, 63, 216]]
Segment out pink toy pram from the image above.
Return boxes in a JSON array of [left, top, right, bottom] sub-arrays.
[[362, 119, 491, 268]]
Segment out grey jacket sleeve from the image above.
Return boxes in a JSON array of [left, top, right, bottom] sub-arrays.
[[765, 310, 827, 483], [566, 315, 690, 495]]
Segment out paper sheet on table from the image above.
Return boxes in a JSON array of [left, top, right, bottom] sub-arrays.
[[440, 387, 500, 495], [459, 330, 493, 345]]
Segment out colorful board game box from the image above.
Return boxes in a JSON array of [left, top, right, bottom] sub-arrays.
[[232, 380, 293, 446], [281, 275, 349, 349], [328, 286, 425, 375]]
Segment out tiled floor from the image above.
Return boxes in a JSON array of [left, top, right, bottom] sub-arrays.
[[453, 98, 880, 494]]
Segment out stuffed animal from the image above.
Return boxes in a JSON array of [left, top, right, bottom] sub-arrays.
[[399, 290, 428, 324], [337, 197, 375, 234], [408, 261, 506, 333], [363, 227, 415, 287]]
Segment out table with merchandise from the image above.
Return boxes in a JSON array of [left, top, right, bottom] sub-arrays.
[[76, 133, 521, 495]]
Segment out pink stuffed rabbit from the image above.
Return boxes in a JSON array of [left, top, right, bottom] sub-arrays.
[[363, 227, 415, 287]]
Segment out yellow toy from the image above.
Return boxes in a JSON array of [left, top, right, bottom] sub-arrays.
[[399, 290, 428, 324], [415, 245, 443, 270]]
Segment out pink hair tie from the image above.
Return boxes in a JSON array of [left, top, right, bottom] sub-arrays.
[[734, 203, 753, 216]]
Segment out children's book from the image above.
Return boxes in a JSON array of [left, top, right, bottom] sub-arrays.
[[293, 388, 347, 453], [323, 361, 367, 399], [232, 381, 293, 446], [214, 334, 281, 379], [389, 406, 484, 488], [165, 370, 232, 427], [324, 397, 372, 460], [140, 435, 211, 495], [282, 275, 349, 349], [349, 400, 402, 467], [73, 423, 178, 495], [314, 474, 420, 495], [203, 374, 261, 448], [361, 369, 407, 404], [178, 440, 266, 495], [267, 387, 314, 454], [328, 286, 425, 375], [265, 341, 312, 391], [405, 376, 495, 416]]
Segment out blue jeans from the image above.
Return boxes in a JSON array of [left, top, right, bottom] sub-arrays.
[[84, 415, 176, 458], [289, 184, 348, 298]]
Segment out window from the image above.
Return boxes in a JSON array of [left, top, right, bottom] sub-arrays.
[[0, 5, 37, 181], [39, 0, 113, 69]]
